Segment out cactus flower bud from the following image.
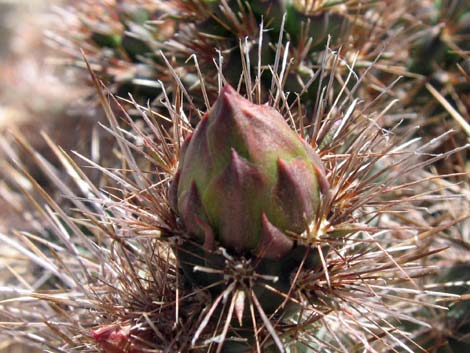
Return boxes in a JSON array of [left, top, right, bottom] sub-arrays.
[[171, 85, 328, 260], [91, 325, 140, 353]]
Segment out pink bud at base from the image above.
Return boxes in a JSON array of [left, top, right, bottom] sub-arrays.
[[91, 325, 141, 353]]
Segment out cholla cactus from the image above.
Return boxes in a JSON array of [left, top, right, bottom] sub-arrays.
[[1, 1, 470, 353], [1, 31, 469, 352], [171, 84, 329, 321]]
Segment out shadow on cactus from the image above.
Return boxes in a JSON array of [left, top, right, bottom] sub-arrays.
[[1, 35, 468, 353]]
